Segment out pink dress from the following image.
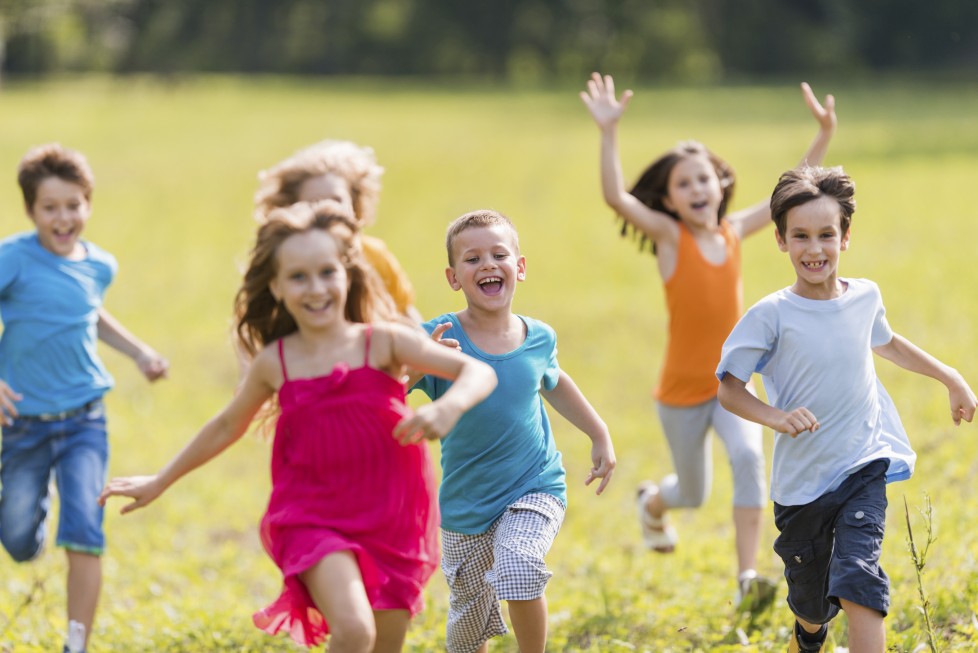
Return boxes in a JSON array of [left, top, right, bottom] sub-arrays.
[[252, 327, 440, 647]]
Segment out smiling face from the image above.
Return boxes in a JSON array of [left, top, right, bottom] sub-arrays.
[[269, 229, 349, 332], [776, 195, 851, 299], [28, 176, 92, 259], [662, 154, 724, 230], [446, 224, 526, 314]]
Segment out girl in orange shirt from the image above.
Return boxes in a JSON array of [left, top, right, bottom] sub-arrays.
[[581, 73, 836, 609]]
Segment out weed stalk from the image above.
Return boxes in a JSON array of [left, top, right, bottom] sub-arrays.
[[904, 493, 940, 653]]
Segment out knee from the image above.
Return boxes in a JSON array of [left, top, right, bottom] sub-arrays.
[[1, 529, 44, 563], [328, 612, 376, 653], [492, 548, 552, 599]]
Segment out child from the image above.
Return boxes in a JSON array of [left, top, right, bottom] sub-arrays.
[[411, 209, 616, 653], [716, 166, 977, 652], [580, 72, 836, 607], [254, 139, 422, 322], [99, 201, 496, 652], [0, 143, 169, 653]]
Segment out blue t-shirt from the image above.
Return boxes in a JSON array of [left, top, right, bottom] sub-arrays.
[[716, 278, 915, 506], [413, 313, 566, 534], [0, 232, 117, 415]]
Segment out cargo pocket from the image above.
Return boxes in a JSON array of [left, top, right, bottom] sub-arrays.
[[836, 506, 884, 561], [774, 539, 820, 587]]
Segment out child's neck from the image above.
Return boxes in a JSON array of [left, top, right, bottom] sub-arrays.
[[457, 308, 525, 355]]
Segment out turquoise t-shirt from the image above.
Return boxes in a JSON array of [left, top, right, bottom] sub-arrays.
[[0, 232, 116, 415], [413, 313, 566, 534]]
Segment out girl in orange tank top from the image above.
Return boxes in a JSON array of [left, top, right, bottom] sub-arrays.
[[582, 72, 837, 609]]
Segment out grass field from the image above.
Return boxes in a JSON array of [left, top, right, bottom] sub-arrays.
[[1, 75, 977, 652]]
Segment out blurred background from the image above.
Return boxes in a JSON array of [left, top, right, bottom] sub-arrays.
[[1, 0, 976, 83]]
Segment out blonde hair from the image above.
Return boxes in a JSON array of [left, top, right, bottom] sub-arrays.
[[445, 209, 520, 266], [234, 200, 395, 359], [254, 140, 383, 227]]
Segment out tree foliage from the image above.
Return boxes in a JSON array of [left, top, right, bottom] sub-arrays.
[[1, 0, 976, 80]]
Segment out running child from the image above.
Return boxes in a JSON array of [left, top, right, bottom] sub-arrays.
[[580, 72, 836, 607], [412, 209, 616, 653], [0, 143, 169, 653], [717, 166, 976, 652], [254, 139, 421, 322], [100, 201, 496, 652]]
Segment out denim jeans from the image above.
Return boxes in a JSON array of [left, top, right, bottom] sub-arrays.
[[0, 399, 108, 560]]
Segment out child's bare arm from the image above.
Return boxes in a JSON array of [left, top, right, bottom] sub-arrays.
[[874, 334, 977, 425], [718, 373, 819, 437], [98, 348, 277, 514], [97, 307, 169, 381], [580, 72, 680, 245], [730, 82, 837, 239], [541, 371, 616, 494], [0, 378, 22, 425]]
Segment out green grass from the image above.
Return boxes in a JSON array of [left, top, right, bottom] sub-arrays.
[[1, 75, 977, 652]]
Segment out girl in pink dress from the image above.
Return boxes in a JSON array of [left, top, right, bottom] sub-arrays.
[[99, 201, 496, 652]]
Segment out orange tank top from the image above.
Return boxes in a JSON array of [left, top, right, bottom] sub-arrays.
[[655, 220, 742, 406]]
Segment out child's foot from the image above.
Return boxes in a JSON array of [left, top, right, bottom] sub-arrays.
[[64, 620, 86, 653], [734, 570, 778, 613], [787, 621, 827, 653], [636, 482, 677, 553]]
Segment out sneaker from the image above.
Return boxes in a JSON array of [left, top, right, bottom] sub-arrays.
[[636, 482, 677, 552], [735, 570, 778, 613], [787, 621, 827, 653], [65, 620, 86, 653]]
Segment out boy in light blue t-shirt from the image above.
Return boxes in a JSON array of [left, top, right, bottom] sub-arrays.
[[0, 144, 168, 653], [716, 166, 976, 653], [412, 209, 615, 653]]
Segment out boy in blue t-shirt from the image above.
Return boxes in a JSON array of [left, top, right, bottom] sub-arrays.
[[412, 209, 615, 653], [0, 143, 168, 653], [716, 166, 976, 652]]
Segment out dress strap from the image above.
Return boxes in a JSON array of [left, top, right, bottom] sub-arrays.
[[277, 339, 289, 381], [363, 325, 373, 367]]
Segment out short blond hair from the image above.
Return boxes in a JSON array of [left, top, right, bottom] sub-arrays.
[[445, 209, 520, 266]]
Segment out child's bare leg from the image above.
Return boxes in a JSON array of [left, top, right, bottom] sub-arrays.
[[66, 550, 101, 648], [300, 551, 376, 653], [840, 599, 885, 653], [372, 610, 410, 653], [733, 506, 763, 574], [507, 596, 548, 653]]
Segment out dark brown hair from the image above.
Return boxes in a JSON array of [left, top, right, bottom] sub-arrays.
[[17, 143, 95, 209], [770, 166, 856, 239]]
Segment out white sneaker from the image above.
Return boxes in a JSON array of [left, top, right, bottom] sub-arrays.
[[636, 482, 678, 552], [66, 620, 86, 653], [734, 570, 778, 613]]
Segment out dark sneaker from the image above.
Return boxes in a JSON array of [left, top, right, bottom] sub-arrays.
[[787, 621, 827, 653]]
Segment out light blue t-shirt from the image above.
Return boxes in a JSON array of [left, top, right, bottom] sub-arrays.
[[716, 278, 915, 506], [413, 313, 566, 534], [0, 232, 116, 415]]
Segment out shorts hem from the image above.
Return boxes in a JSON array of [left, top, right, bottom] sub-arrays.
[[59, 541, 104, 556]]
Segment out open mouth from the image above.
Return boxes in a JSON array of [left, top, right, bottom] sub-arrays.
[[691, 201, 708, 210], [802, 260, 827, 271], [478, 276, 503, 295]]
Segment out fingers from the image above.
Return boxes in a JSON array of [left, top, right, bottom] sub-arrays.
[[430, 322, 452, 341], [584, 460, 615, 495]]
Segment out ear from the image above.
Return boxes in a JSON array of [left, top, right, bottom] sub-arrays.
[[840, 228, 851, 251], [662, 195, 676, 213], [268, 279, 281, 303], [775, 226, 788, 252], [445, 266, 462, 291], [516, 255, 526, 281]]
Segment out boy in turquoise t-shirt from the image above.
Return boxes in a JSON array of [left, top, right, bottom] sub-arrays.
[[412, 209, 615, 653], [0, 143, 168, 653]]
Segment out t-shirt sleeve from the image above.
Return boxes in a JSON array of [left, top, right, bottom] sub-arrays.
[[0, 243, 20, 296], [540, 323, 560, 392], [716, 302, 778, 383], [870, 285, 894, 348]]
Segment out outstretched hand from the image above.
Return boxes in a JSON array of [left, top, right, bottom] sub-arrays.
[[580, 72, 633, 130], [584, 439, 616, 495], [430, 322, 461, 351], [800, 82, 836, 134], [392, 403, 460, 445], [136, 349, 170, 382], [948, 378, 977, 426], [98, 475, 164, 514]]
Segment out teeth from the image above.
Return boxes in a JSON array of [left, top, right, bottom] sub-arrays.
[[479, 277, 501, 285]]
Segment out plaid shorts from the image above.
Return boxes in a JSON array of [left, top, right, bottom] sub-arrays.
[[440, 492, 565, 653]]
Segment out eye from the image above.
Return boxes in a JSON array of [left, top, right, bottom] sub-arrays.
[[493, 253, 508, 260], [289, 271, 306, 281], [465, 256, 478, 264]]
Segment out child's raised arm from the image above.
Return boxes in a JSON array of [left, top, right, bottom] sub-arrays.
[[540, 370, 616, 494], [718, 373, 820, 437], [580, 72, 680, 245], [873, 334, 978, 426], [97, 307, 169, 381], [387, 323, 496, 444], [99, 348, 278, 514], [728, 82, 837, 239]]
